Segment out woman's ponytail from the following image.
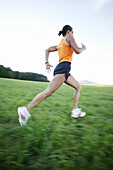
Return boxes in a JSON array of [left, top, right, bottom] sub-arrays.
[[58, 31, 63, 36]]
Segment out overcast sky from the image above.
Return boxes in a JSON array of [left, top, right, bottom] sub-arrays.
[[0, 0, 113, 84]]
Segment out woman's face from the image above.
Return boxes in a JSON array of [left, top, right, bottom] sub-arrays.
[[68, 29, 74, 37]]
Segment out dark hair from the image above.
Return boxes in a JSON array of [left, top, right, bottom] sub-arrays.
[[58, 25, 72, 37]]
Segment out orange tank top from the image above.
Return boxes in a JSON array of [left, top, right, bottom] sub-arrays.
[[57, 36, 74, 63]]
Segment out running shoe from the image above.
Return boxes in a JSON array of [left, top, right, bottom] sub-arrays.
[[18, 106, 31, 126], [71, 108, 86, 118]]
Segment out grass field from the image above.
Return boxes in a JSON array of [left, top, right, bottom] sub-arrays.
[[0, 78, 113, 170]]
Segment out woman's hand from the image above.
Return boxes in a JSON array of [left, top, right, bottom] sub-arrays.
[[45, 63, 53, 73], [81, 43, 86, 50]]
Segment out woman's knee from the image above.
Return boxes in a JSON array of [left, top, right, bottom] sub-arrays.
[[44, 90, 54, 98], [76, 84, 82, 91]]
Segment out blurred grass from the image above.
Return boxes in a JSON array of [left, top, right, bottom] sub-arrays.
[[0, 78, 113, 170]]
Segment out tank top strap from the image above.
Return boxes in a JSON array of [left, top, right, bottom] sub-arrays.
[[64, 36, 70, 46]]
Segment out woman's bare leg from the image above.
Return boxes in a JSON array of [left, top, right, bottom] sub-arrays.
[[65, 75, 82, 109], [27, 74, 65, 112]]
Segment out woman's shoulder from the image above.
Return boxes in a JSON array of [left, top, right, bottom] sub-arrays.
[[66, 36, 74, 46]]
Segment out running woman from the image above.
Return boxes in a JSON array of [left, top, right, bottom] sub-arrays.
[[18, 25, 86, 126]]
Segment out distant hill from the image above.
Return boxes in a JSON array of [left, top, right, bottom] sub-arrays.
[[79, 80, 97, 84]]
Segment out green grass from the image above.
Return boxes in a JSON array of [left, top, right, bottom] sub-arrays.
[[0, 78, 113, 170]]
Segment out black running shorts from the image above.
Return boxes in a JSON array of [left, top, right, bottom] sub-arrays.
[[53, 61, 71, 83]]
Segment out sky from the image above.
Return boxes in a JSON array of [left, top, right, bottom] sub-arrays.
[[0, 0, 113, 84]]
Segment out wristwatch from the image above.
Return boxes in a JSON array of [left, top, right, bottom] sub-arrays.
[[45, 62, 49, 64]]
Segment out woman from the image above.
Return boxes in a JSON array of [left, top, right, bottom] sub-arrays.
[[18, 25, 86, 126]]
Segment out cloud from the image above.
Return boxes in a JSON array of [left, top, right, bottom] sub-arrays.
[[90, 0, 113, 10]]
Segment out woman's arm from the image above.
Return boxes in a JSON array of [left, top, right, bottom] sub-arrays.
[[67, 36, 86, 54], [45, 46, 57, 63], [45, 46, 57, 72]]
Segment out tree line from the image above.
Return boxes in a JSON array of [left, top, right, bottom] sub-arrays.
[[0, 65, 49, 82]]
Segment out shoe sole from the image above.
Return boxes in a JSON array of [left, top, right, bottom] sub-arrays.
[[18, 107, 24, 118], [71, 115, 79, 118]]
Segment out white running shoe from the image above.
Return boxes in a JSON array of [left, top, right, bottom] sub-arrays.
[[18, 106, 31, 126], [71, 108, 86, 118]]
